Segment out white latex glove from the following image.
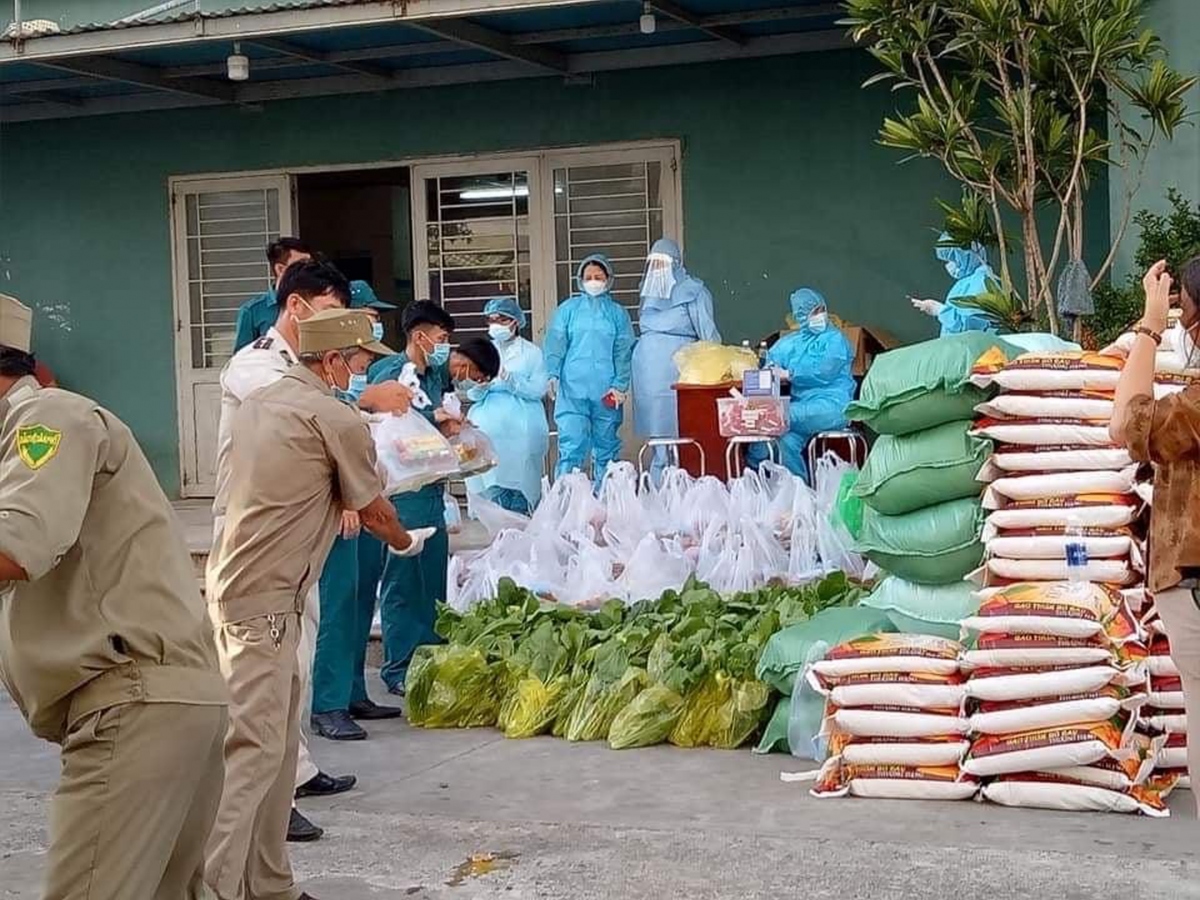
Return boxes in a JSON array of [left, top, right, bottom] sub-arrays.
[[340, 510, 361, 539], [771, 366, 790, 383], [389, 526, 437, 558], [442, 393, 464, 421], [548, 378, 558, 400], [911, 297, 945, 317], [606, 389, 627, 408]]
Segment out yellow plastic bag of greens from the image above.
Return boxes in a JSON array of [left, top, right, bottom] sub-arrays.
[[565, 665, 647, 742], [669, 673, 728, 748], [708, 674, 772, 749], [551, 668, 589, 738], [499, 674, 570, 739], [673, 341, 758, 385], [404, 644, 498, 728], [607, 684, 685, 749]]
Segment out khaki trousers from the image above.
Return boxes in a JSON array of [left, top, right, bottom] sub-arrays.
[[43, 701, 227, 900], [1154, 587, 1200, 813], [205, 613, 303, 900], [294, 585, 320, 789], [211, 515, 318, 793]]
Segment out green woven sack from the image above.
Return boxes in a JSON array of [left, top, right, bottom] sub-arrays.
[[853, 420, 991, 516], [846, 333, 1015, 436], [855, 497, 984, 585], [755, 606, 896, 695], [754, 697, 792, 755], [861, 577, 981, 640]]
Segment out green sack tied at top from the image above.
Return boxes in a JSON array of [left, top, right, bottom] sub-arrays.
[[755, 605, 896, 696], [846, 332, 1016, 436], [855, 496, 984, 585], [852, 420, 991, 516]]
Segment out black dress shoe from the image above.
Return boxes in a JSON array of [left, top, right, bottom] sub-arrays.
[[287, 808, 323, 842], [295, 771, 358, 798], [348, 698, 404, 720], [311, 710, 368, 741]]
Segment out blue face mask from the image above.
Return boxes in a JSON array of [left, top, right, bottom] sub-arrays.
[[371, 321, 385, 341], [488, 323, 515, 343], [347, 373, 368, 400], [427, 342, 451, 367], [455, 378, 480, 394]]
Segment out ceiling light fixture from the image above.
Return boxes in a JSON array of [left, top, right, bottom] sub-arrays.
[[227, 42, 250, 82], [640, 2, 656, 34]]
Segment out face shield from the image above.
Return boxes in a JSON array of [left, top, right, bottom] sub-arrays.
[[640, 252, 677, 301]]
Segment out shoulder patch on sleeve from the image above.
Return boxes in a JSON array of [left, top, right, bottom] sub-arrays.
[[252, 336, 274, 350], [15, 423, 63, 470]]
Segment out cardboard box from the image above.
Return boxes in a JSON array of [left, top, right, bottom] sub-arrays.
[[839, 322, 901, 377]]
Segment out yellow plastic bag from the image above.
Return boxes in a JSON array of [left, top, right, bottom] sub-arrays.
[[708, 674, 772, 749], [674, 342, 758, 385], [669, 673, 728, 748], [498, 674, 569, 739]]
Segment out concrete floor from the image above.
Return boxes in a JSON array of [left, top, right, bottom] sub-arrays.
[[2, 687, 1199, 899]]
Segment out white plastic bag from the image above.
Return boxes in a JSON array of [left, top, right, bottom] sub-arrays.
[[599, 462, 648, 551], [372, 411, 458, 495], [467, 492, 530, 536], [620, 534, 695, 601], [558, 540, 622, 608], [812, 452, 865, 579], [685, 476, 732, 539], [450, 424, 498, 477], [443, 489, 462, 534]]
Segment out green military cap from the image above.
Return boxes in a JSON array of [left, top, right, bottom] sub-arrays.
[[299, 308, 395, 356], [0, 294, 32, 353]]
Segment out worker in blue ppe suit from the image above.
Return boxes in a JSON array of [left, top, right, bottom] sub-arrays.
[[363, 304, 501, 694], [233, 237, 314, 352], [759, 288, 855, 479], [632, 238, 721, 482], [544, 254, 636, 491], [465, 296, 550, 515], [911, 233, 998, 335], [310, 280, 401, 741]]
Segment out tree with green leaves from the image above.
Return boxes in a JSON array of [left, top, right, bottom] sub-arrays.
[[843, 0, 1196, 334]]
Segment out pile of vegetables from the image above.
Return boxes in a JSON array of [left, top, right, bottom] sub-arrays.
[[405, 572, 863, 750]]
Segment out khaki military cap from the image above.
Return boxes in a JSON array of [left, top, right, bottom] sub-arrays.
[[299, 308, 395, 357], [0, 294, 32, 353]]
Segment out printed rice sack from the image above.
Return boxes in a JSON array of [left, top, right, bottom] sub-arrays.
[[971, 349, 1124, 392], [1159, 733, 1189, 770], [962, 721, 1137, 777], [824, 705, 970, 739], [852, 420, 992, 515], [980, 445, 1133, 478], [975, 392, 1114, 421], [1143, 711, 1187, 733], [982, 468, 1138, 507], [962, 634, 1119, 669], [861, 578, 980, 640], [1147, 637, 1180, 678], [976, 557, 1140, 586], [983, 527, 1135, 561], [968, 685, 1145, 735], [847, 332, 1014, 436], [812, 761, 979, 800], [810, 634, 963, 679], [981, 774, 1172, 817], [964, 665, 1129, 703], [985, 494, 1140, 531], [971, 418, 1113, 448], [961, 582, 1141, 643], [856, 498, 984, 585], [809, 669, 966, 710], [1149, 675, 1186, 711], [828, 732, 969, 767]]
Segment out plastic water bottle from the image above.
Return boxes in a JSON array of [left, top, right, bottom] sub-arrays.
[[1065, 515, 1088, 588]]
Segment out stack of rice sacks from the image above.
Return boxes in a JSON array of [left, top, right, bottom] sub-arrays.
[[957, 582, 1171, 816], [846, 333, 1013, 637], [1110, 313, 1198, 791], [961, 348, 1173, 815], [807, 633, 976, 800]]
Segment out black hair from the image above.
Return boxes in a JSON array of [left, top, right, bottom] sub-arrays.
[[456, 337, 501, 379], [402, 300, 455, 336], [267, 237, 312, 267], [274, 259, 350, 311], [1180, 254, 1200, 307], [0, 346, 36, 378]]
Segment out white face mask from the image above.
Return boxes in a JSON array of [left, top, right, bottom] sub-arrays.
[[582, 279, 608, 297], [808, 312, 828, 333], [488, 323, 515, 343], [371, 321, 385, 341]]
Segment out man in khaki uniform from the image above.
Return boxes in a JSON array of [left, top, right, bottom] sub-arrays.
[[205, 308, 435, 900], [0, 293, 228, 899]]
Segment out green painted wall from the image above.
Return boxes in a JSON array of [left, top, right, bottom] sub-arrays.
[[0, 50, 1110, 494], [1109, 0, 1200, 278]]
